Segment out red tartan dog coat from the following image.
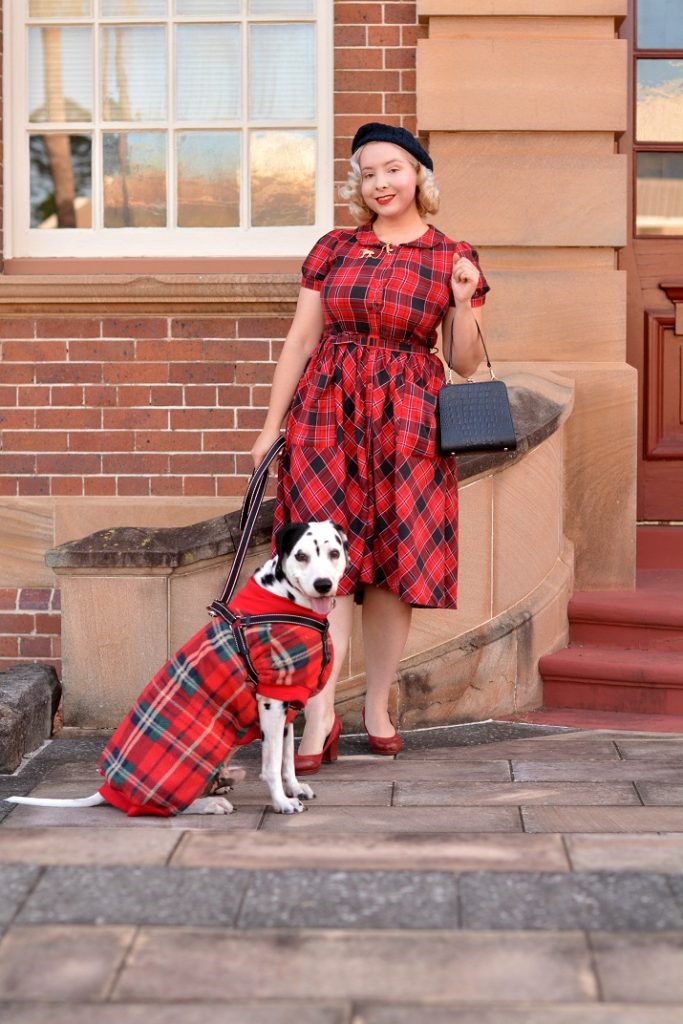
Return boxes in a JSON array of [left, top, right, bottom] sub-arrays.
[[98, 576, 333, 816]]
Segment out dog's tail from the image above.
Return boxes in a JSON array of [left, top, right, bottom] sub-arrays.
[[5, 792, 107, 808]]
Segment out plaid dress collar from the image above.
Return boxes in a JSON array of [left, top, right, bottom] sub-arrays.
[[354, 222, 441, 250]]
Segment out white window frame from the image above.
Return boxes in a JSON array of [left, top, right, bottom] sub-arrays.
[[4, 1, 333, 259]]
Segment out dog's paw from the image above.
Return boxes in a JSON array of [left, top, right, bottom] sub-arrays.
[[286, 782, 315, 801], [183, 796, 234, 815], [272, 796, 307, 814], [209, 764, 247, 795]]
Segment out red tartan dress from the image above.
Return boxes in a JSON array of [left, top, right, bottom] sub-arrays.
[[274, 223, 489, 608], [97, 577, 333, 816]]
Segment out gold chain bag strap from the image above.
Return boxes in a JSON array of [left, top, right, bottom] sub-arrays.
[[437, 318, 517, 455]]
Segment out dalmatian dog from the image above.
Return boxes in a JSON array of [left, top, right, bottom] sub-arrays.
[[6, 521, 348, 818]]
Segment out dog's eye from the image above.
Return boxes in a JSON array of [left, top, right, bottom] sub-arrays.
[[329, 549, 341, 560], [294, 551, 310, 563]]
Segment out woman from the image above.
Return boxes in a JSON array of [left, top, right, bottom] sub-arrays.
[[251, 122, 489, 772]]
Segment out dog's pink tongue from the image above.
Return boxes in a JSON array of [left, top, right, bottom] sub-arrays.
[[310, 596, 334, 616]]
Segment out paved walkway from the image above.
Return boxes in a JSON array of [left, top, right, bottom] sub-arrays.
[[0, 723, 682, 1022]]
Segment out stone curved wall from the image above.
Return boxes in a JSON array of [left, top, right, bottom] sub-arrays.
[[48, 371, 574, 729]]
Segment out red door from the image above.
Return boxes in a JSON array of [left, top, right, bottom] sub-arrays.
[[619, 0, 683, 520]]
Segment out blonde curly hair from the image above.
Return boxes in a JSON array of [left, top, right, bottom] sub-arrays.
[[339, 146, 440, 225]]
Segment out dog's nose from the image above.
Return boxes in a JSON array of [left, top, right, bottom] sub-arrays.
[[314, 578, 333, 594]]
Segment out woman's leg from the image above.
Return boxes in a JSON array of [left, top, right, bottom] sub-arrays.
[[362, 586, 412, 737], [297, 594, 354, 755]]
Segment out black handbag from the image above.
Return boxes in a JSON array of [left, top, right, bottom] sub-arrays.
[[437, 320, 517, 455]]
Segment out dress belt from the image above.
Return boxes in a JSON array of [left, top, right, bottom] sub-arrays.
[[325, 331, 430, 354]]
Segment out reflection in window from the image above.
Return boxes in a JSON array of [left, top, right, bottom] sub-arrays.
[[29, 1, 91, 15], [249, 1, 315, 14], [177, 132, 240, 227], [176, 1, 240, 13], [102, 26, 166, 122], [636, 59, 683, 143], [251, 130, 315, 226], [101, 1, 166, 14], [636, 152, 683, 235], [176, 25, 241, 121], [103, 132, 166, 227], [30, 134, 92, 228], [29, 27, 92, 122], [250, 24, 315, 121], [637, 0, 683, 49]]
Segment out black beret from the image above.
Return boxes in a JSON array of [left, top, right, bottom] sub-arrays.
[[351, 122, 433, 172]]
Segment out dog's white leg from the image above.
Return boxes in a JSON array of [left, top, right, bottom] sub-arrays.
[[258, 697, 306, 814], [282, 720, 315, 802]]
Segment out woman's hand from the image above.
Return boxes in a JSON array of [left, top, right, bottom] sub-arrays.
[[450, 256, 479, 306], [251, 428, 283, 472]]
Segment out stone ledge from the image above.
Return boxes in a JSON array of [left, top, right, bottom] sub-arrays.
[[0, 664, 62, 774], [46, 373, 573, 572]]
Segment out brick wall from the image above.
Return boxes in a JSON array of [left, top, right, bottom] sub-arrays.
[[0, 0, 425, 676]]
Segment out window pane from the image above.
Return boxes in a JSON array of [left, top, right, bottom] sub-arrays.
[[100, 1, 166, 14], [250, 129, 315, 226], [636, 59, 683, 142], [176, 25, 240, 120], [249, 1, 315, 14], [250, 24, 315, 121], [103, 131, 166, 226], [29, 1, 92, 14], [637, 0, 683, 49], [176, 1, 240, 13], [102, 26, 166, 122], [30, 133, 92, 228], [637, 152, 683, 235], [177, 132, 240, 227], [29, 27, 92, 122]]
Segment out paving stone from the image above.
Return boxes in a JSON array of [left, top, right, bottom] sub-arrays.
[[0, 827, 182, 866], [0, 1005, 348, 1024], [2, 800, 263, 830], [400, 737, 620, 761], [393, 781, 640, 807], [635, 782, 683, 805], [260, 804, 521, 833], [16, 866, 253, 927], [315, 757, 513, 781], [113, 928, 598, 1002], [460, 872, 683, 930], [0, 865, 41, 925], [355, 1006, 683, 1024], [172, 830, 570, 872], [522, 806, 683, 833], [613, 739, 683, 760], [237, 869, 460, 929], [0, 925, 134, 1001], [665, 874, 683, 910], [233, 779, 393, 807], [513, 761, 683, 782], [590, 931, 683, 1002], [566, 834, 683, 873], [36, 761, 103, 784]]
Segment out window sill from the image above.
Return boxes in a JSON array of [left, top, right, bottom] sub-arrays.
[[0, 268, 301, 315]]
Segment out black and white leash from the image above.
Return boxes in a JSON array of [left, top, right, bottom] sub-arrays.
[[208, 437, 331, 685]]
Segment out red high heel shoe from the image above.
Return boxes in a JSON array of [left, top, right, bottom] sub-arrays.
[[362, 707, 403, 755], [294, 714, 342, 776]]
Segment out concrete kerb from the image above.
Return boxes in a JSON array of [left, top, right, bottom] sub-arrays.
[[0, 664, 61, 774]]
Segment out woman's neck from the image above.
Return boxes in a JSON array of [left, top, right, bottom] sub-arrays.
[[372, 212, 428, 245]]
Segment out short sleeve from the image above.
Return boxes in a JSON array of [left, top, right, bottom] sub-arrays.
[[300, 231, 345, 292], [449, 242, 490, 308]]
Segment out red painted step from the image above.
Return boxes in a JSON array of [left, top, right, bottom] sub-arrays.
[[568, 588, 683, 651], [539, 647, 683, 715]]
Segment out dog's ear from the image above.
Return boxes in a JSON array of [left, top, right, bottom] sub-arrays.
[[273, 522, 309, 579]]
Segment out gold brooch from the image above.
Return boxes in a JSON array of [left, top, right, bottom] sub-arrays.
[[361, 248, 377, 259]]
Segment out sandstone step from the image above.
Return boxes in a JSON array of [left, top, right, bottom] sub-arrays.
[[568, 589, 683, 651], [539, 647, 683, 716]]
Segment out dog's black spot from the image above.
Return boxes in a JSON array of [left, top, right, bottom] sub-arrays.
[[275, 522, 310, 561], [259, 572, 275, 587], [263, 702, 271, 710], [286, 589, 296, 602]]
